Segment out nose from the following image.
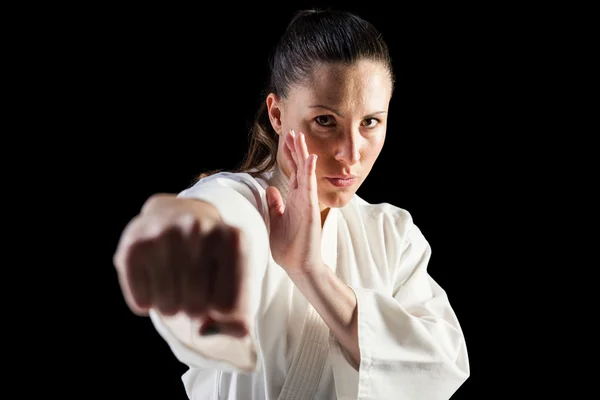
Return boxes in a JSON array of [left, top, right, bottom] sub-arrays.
[[334, 129, 361, 165]]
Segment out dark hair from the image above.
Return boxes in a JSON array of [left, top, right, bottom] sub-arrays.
[[198, 8, 394, 180]]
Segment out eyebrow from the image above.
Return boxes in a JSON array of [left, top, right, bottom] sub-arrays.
[[309, 104, 387, 119]]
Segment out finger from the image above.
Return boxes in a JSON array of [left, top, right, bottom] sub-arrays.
[[155, 228, 185, 316], [116, 261, 151, 316], [306, 154, 319, 196], [145, 240, 167, 314], [210, 226, 245, 313], [126, 259, 153, 313], [298, 132, 310, 160], [145, 228, 181, 315], [133, 215, 178, 315], [113, 215, 145, 269], [182, 223, 211, 317], [281, 136, 295, 169], [285, 131, 300, 189], [289, 169, 298, 190], [281, 137, 298, 189], [119, 240, 154, 315], [304, 154, 317, 190], [297, 132, 311, 186], [266, 186, 285, 218], [293, 131, 306, 178], [286, 129, 300, 168], [114, 217, 153, 315]]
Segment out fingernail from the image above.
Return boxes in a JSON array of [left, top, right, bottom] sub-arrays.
[[290, 129, 295, 137]]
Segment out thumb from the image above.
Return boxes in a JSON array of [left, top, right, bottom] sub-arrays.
[[266, 186, 285, 221]]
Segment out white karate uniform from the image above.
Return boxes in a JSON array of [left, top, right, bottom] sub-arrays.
[[149, 166, 469, 399]]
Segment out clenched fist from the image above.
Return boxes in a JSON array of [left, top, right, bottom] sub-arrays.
[[113, 193, 249, 337]]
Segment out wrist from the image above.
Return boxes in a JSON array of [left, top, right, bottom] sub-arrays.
[[287, 262, 328, 284]]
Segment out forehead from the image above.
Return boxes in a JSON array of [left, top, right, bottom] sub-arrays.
[[288, 60, 393, 109]]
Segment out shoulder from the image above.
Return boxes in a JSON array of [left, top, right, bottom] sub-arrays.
[[345, 193, 421, 240], [344, 194, 431, 279], [178, 170, 270, 218], [181, 171, 268, 195], [179, 171, 270, 199]]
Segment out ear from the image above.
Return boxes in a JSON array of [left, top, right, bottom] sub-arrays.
[[266, 93, 284, 135]]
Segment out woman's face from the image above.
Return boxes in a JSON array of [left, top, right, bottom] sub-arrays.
[[268, 59, 393, 210]]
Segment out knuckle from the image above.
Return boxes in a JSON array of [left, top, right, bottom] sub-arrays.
[[157, 303, 179, 316], [141, 193, 173, 213], [225, 226, 243, 246], [218, 292, 238, 313], [183, 301, 205, 317]]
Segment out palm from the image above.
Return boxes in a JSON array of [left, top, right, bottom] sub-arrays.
[[267, 130, 322, 275]]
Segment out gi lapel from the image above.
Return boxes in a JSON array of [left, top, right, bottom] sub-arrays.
[[278, 209, 338, 400]]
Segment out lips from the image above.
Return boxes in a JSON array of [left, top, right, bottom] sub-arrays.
[[326, 175, 357, 188], [327, 175, 357, 179]]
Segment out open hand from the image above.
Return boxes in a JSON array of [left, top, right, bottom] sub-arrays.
[[266, 129, 323, 276]]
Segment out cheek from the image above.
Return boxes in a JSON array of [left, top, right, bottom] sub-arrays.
[[303, 134, 326, 157], [364, 132, 386, 158], [281, 109, 307, 135]]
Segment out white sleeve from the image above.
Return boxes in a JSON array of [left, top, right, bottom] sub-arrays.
[[331, 219, 470, 399], [149, 172, 271, 373]]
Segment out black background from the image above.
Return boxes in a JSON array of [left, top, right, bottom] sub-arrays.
[[58, 1, 572, 398]]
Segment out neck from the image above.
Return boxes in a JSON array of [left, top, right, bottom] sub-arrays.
[[320, 208, 330, 228], [269, 162, 290, 202]]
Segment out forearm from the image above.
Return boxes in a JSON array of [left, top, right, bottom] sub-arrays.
[[288, 265, 360, 367], [142, 194, 223, 223]]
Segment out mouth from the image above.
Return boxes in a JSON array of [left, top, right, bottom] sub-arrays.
[[325, 175, 358, 188]]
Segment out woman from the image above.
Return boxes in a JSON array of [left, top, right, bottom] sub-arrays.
[[114, 9, 470, 400]]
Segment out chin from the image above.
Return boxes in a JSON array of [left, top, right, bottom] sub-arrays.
[[320, 190, 354, 209]]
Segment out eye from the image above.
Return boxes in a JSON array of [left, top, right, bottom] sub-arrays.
[[315, 115, 336, 127], [362, 118, 380, 128]]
